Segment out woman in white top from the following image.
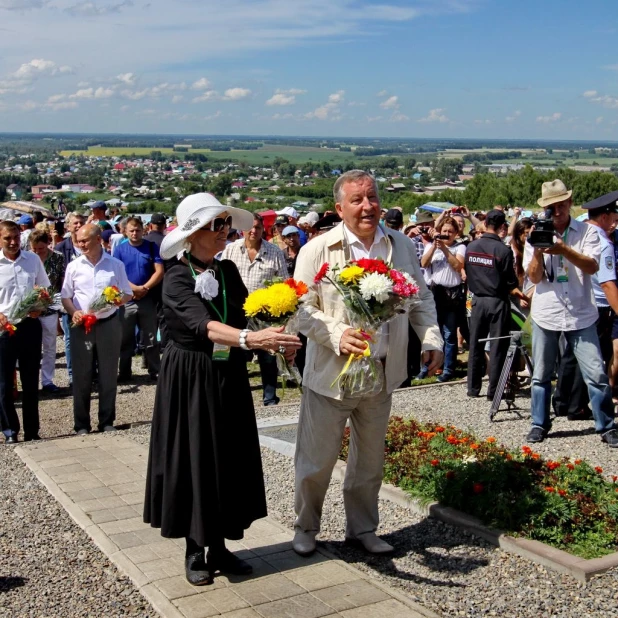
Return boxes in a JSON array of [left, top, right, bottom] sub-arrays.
[[420, 217, 466, 381]]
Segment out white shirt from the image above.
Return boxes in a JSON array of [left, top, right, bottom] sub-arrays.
[[20, 229, 33, 251], [342, 224, 390, 358], [0, 250, 51, 316], [423, 242, 466, 288], [61, 251, 132, 319], [523, 217, 600, 331]]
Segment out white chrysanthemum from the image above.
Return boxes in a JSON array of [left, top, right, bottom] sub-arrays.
[[358, 272, 393, 303], [403, 272, 417, 285]]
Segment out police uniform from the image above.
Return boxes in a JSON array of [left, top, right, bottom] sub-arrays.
[[465, 230, 518, 398]]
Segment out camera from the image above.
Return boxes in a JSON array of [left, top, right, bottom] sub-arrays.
[[418, 226, 430, 234], [528, 207, 555, 248], [451, 207, 463, 214], [436, 234, 450, 240]]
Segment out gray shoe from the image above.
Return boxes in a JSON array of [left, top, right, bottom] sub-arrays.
[[102, 425, 117, 432], [76, 429, 89, 436], [602, 429, 618, 448], [345, 533, 393, 555], [292, 531, 316, 556], [526, 426, 547, 443]]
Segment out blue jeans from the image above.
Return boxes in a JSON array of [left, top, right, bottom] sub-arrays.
[[438, 308, 458, 376], [531, 321, 616, 433], [62, 313, 73, 382]]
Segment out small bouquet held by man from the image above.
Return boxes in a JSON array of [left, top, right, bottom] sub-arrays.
[[2, 287, 54, 335], [73, 286, 124, 334], [314, 258, 419, 396], [244, 278, 308, 389]]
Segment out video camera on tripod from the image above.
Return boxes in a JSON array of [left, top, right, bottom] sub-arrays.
[[528, 206, 555, 248]]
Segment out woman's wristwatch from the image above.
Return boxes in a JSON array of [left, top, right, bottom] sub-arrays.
[[239, 329, 250, 350]]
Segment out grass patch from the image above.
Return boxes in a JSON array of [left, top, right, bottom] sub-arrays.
[[340, 416, 618, 559]]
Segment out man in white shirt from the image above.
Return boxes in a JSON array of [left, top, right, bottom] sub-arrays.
[[61, 224, 132, 435], [0, 220, 50, 443], [524, 180, 618, 446], [292, 170, 443, 557]]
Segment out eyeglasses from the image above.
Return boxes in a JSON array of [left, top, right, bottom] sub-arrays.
[[284, 233, 299, 238], [206, 215, 232, 232]]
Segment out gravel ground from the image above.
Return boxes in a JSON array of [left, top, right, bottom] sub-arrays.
[[117, 423, 618, 618], [0, 445, 155, 618]]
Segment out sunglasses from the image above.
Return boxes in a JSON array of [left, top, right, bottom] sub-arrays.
[[206, 215, 232, 232]]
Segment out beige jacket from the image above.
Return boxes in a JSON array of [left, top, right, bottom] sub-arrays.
[[294, 223, 443, 400]]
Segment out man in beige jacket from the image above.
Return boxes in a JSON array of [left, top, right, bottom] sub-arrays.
[[293, 170, 443, 556]]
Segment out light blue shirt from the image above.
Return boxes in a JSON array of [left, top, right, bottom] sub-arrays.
[[590, 224, 615, 309]]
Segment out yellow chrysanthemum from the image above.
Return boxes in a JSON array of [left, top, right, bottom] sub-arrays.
[[263, 283, 299, 317], [338, 265, 364, 285], [243, 288, 271, 317], [103, 286, 121, 303]]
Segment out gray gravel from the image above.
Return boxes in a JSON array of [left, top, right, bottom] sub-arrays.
[[0, 445, 155, 618]]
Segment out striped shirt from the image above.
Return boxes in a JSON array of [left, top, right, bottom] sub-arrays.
[[221, 238, 288, 293]]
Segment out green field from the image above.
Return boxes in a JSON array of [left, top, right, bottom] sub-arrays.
[[60, 144, 356, 166]]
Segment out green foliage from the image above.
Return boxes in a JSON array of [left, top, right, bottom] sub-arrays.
[[340, 417, 618, 558]]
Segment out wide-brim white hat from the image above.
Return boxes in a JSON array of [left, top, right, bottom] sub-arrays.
[[160, 193, 253, 260], [537, 179, 572, 208]]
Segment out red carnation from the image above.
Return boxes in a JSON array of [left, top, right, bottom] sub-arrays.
[[430, 459, 439, 467], [314, 263, 330, 284], [472, 482, 484, 494], [354, 258, 389, 274]]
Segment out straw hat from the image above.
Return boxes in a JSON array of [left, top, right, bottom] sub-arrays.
[[160, 193, 253, 260], [537, 180, 572, 208]]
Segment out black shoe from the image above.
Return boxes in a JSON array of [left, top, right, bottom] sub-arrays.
[[567, 407, 593, 421], [41, 383, 61, 395], [601, 429, 618, 448], [148, 373, 158, 382], [207, 548, 253, 575], [24, 435, 41, 442], [185, 552, 213, 586], [467, 391, 481, 398], [5, 435, 17, 445], [117, 374, 132, 384], [526, 426, 547, 443]]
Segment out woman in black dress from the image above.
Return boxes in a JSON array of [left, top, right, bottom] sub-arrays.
[[144, 193, 301, 585]]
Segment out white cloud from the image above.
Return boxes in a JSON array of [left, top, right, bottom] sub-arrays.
[[380, 95, 399, 110], [596, 116, 604, 124], [603, 65, 618, 71], [192, 77, 211, 90], [272, 112, 293, 119], [12, 58, 72, 80], [116, 72, 136, 85], [192, 90, 219, 103], [120, 105, 130, 112], [204, 110, 222, 120], [536, 112, 562, 123], [47, 94, 66, 103], [305, 90, 345, 120], [367, 115, 383, 122], [65, 1, 133, 17], [69, 86, 114, 99], [474, 119, 492, 125], [222, 87, 251, 101], [20, 100, 39, 111], [505, 110, 521, 123], [583, 90, 598, 98], [583, 91, 618, 108], [377, 90, 388, 97], [0, 0, 48, 9], [48, 100, 78, 111], [390, 111, 409, 122], [171, 95, 184, 104], [418, 108, 449, 123], [266, 88, 306, 106]]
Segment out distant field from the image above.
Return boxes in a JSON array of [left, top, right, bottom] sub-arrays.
[[59, 144, 356, 166]]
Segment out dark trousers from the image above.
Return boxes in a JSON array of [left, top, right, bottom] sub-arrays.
[[467, 296, 510, 398], [119, 297, 161, 378], [401, 324, 422, 387], [257, 349, 279, 405], [72, 313, 122, 432], [0, 318, 42, 439], [295, 334, 307, 377], [553, 308, 614, 415]]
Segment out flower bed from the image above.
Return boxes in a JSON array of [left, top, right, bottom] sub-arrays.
[[339, 416, 618, 559]]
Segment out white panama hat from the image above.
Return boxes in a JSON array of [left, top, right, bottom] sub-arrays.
[[160, 192, 253, 260], [537, 180, 573, 208]]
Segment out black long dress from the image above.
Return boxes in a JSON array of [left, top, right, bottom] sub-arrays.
[[143, 257, 267, 546]]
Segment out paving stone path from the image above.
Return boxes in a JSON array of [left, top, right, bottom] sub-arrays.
[[15, 435, 439, 618]]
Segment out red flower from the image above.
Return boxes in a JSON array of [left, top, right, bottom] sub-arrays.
[[531, 453, 541, 460], [566, 464, 575, 471], [354, 258, 389, 274], [558, 489, 567, 497], [435, 426, 446, 433], [595, 466, 603, 474], [82, 314, 98, 334], [521, 446, 532, 455], [470, 443, 480, 450], [544, 487, 555, 493], [446, 471, 455, 480], [546, 461, 560, 471], [314, 263, 330, 284], [446, 435, 459, 445], [574, 459, 582, 465], [472, 482, 484, 494], [430, 459, 439, 467], [486, 437, 496, 444], [612, 476, 618, 483], [284, 278, 308, 297], [2, 323, 16, 336]]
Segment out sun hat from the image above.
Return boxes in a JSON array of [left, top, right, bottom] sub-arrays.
[[415, 211, 434, 224], [537, 180, 573, 208], [282, 225, 300, 237], [276, 206, 299, 219], [304, 211, 319, 225], [160, 193, 253, 260]]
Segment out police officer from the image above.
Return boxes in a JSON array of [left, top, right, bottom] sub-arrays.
[[553, 191, 618, 419], [465, 209, 526, 399]]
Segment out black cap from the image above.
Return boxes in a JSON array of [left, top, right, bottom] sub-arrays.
[[314, 214, 341, 232], [101, 229, 114, 243], [275, 214, 290, 225], [486, 209, 507, 228], [582, 191, 618, 214], [384, 209, 403, 226], [151, 213, 167, 225]]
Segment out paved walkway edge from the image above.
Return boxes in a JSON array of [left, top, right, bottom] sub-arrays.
[[257, 429, 618, 583], [15, 437, 443, 618]]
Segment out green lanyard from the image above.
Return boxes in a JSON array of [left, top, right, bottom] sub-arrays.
[[187, 253, 228, 325]]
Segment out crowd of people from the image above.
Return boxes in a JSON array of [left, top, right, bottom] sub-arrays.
[[1, 171, 618, 583]]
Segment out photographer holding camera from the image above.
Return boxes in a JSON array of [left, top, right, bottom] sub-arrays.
[[524, 180, 618, 447]]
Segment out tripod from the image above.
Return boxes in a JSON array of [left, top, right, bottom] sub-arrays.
[[478, 331, 534, 421]]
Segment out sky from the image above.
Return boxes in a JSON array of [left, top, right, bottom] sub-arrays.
[[1, 0, 618, 140]]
